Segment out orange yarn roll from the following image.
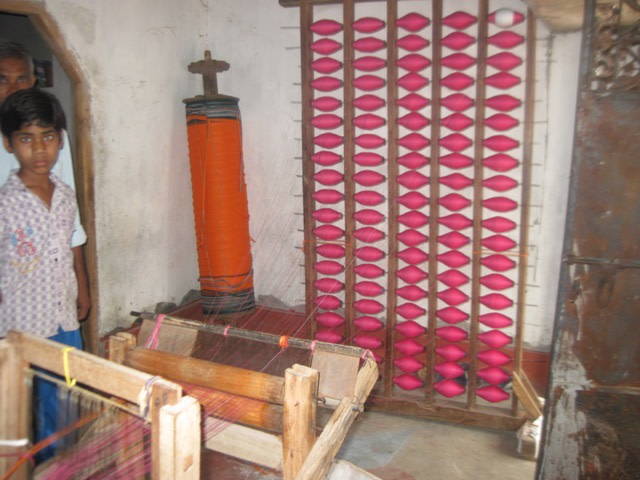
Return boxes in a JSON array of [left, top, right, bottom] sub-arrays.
[[186, 103, 254, 310]]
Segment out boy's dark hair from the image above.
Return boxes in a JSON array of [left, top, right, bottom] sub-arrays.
[[0, 89, 66, 141], [0, 39, 35, 74]]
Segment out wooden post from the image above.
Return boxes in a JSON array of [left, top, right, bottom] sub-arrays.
[[0, 340, 29, 480], [282, 364, 318, 480], [158, 396, 201, 480], [108, 331, 137, 364]]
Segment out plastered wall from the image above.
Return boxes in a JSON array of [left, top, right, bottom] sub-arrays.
[[32, 1, 580, 349]]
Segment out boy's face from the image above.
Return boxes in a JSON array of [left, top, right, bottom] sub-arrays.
[[2, 123, 62, 178], [0, 57, 36, 105]]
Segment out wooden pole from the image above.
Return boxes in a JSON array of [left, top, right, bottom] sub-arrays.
[[157, 396, 201, 480], [282, 364, 318, 480], [0, 341, 29, 480]]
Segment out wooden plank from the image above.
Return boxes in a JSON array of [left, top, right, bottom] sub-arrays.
[[108, 332, 137, 364], [204, 422, 283, 470], [138, 318, 198, 355], [512, 370, 543, 420], [311, 350, 359, 403], [8, 332, 180, 413], [283, 365, 318, 480], [158, 396, 201, 480], [124, 346, 285, 404], [0, 340, 29, 480]]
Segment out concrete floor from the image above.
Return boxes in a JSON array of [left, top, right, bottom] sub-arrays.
[[202, 410, 537, 480]]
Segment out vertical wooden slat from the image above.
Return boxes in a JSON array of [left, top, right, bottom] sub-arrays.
[[426, 0, 443, 404], [158, 396, 201, 480], [384, 0, 399, 396], [282, 365, 318, 480], [150, 382, 182, 480], [343, 0, 356, 343], [512, 9, 536, 415], [468, 0, 489, 410], [300, 0, 319, 337]]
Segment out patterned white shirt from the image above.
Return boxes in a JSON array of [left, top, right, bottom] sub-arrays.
[[0, 172, 79, 337], [0, 129, 87, 247]]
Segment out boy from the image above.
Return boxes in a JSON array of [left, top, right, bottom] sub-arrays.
[[0, 39, 90, 321], [0, 89, 84, 462]]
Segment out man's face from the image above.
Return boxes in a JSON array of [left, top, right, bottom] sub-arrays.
[[0, 57, 36, 105]]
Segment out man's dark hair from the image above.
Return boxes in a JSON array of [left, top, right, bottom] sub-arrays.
[[0, 89, 66, 140], [0, 39, 35, 74]]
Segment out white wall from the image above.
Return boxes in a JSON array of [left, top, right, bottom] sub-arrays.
[[38, 1, 580, 349], [42, 0, 206, 333]]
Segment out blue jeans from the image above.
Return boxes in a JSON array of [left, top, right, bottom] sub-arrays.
[[34, 327, 83, 464]]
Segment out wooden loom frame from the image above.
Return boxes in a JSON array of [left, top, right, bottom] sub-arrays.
[[111, 314, 379, 480], [0, 331, 200, 480]]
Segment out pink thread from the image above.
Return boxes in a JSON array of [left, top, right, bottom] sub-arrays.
[[223, 325, 231, 337], [309, 340, 317, 353], [145, 314, 165, 350]]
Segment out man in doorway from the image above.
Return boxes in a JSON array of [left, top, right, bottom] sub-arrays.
[[0, 39, 90, 320]]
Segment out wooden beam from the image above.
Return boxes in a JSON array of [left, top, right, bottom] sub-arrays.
[[0, 340, 29, 480], [157, 396, 201, 480], [512, 370, 543, 420], [282, 365, 318, 480], [204, 422, 283, 470]]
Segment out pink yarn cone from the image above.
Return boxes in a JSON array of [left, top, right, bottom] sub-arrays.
[[486, 72, 521, 90], [397, 303, 426, 320], [396, 12, 430, 32], [354, 74, 386, 91], [353, 36, 386, 53], [397, 229, 428, 247], [398, 133, 430, 150], [488, 31, 524, 49], [483, 135, 520, 152], [439, 193, 471, 211], [354, 94, 385, 111], [482, 234, 516, 252], [314, 132, 343, 148], [483, 175, 518, 192], [434, 379, 465, 398], [355, 190, 385, 206], [437, 344, 466, 362], [314, 277, 344, 293], [316, 244, 345, 259], [314, 260, 344, 275], [442, 11, 477, 29], [398, 151, 429, 168], [312, 207, 342, 223], [484, 114, 519, 132], [438, 231, 470, 249], [441, 114, 474, 132], [317, 312, 345, 328], [310, 19, 343, 35], [396, 285, 428, 302], [397, 247, 428, 265], [353, 170, 385, 187], [437, 250, 470, 268], [312, 57, 342, 74], [311, 38, 342, 55], [314, 168, 343, 185], [398, 211, 429, 228], [398, 191, 428, 209], [354, 298, 384, 314], [479, 313, 513, 329], [355, 133, 385, 149], [397, 265, 428, 284], [436, 326, 468, 342], [313, 189, 343, 204], [481, 254, 516, 272], [483, 153, 519, 172], [487, 52, 522, 71], [397, 34, 429, 51], [355, 316, 383, 332], [312, 151, 342, 166], [441, 72, 474, 91], [398, 170, 429, 189], [354, 113, 385, 130], [354, 209, 385, 225], [440, 133, 473, 152], [311, 113, 342, 130], [438, 213, 473, 230], [437, 306, 469, 324], [395, 356, 424, 373], [441, 93, 474, 112], [354, 263, 385, 279], [478, 349, 511, 367], [397, 54, 431, 72], [355, 280, 385, 297], [395, 338, 424, 356], [353, 17, 385, 33], [398, 72, 429, 92], [314, 294, 341, 310], [478, 330, 512, 349], [477, 366, 510, 385], [353, 56, 387, 72], [315, 329, 343, 343], [485, 94, 521, 112], [482, 216, 516, 233], [441, 53, 476, 70], [397, 93, 429, 110], [435, 361, 465, 379], [479, 274, 514, 290], [354, 226, 385, 243], [437, 269, 469, 288], [354, 152, 385, 166], [437, 287, 469, 306], [483, 196, 518, 212], [396, 319, 426, 337], [311, 76, 343, 92], [394, 374, 424, 391], [441, 31, 475, 50], [312, 96, 342, 112], [479, 293, 513, 310], [398, 111, 430, 130], [477, 385, 509, 403], [355, 246, 385, 262]]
